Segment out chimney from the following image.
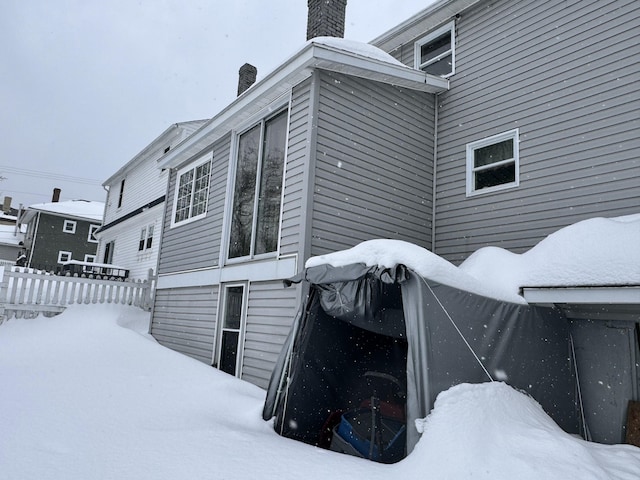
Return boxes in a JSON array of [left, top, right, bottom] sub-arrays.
[[237, 63, 258, 96], [2, 196, 11, 214], [52, 188, 61, 203], [306, 0, 348, 41]]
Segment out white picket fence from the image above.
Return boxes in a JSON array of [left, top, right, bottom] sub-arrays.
[[0, 266, 155, 324]]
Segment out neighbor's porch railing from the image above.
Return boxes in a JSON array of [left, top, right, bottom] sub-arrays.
[[0, 266, 156, 323]]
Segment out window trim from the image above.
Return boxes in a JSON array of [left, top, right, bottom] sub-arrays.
[[170, 152, 213, 228], [63, 219, 77, 234], [414, 21, 456, 78], [466, 128, 520, 197], [88, 224, 100, 243], [213, 283, 248, 378], [138, 224, 154, 251], [225, 108, 289, 264], [57, 250, 72, 263], [117, 179, 125, 209]]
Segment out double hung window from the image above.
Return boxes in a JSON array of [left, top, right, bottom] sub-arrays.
[[63, 220, 77, 234], [228, 110, 288, 260], [466, 129, 520, 196], [415, 21, 455, 77], [138, 224, 154, 251], [172, 154, 212, 226]]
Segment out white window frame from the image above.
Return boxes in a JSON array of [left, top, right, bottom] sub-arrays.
[[57, 250, 72, 263], [414, 21, 456, 77], [466, 129, 520, 197], [63, 220, 77, 234], [84, 254, 96, 263], [138, 224, 154, 251], [88, 224, 99, 243], [213, 283, 248, 378], [170, 152, 213, 228]]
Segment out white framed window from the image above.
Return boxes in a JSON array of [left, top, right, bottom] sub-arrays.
[[84, 254, 96, 263], [228, 109, 288, 260], [63, 220, 77, 234], [414, 21, 455, 77], [88, 224, 100, 243], [57, 251, 72, 263], [138, 224, 154, 251], [214, 284, 247, 377], [466, 129, 520, 196], [171, 153, 212, 227]]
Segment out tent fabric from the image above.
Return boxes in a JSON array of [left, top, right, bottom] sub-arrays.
[[263, 263, 581, 459]]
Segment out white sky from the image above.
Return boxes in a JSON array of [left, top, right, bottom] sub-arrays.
[[0, 0, 434, 208]]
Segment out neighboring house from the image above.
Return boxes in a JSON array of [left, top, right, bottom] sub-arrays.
[[95, 121, 207, 281], [0, 224, 25, 264], [147, 0, 639, 432], [20, 196, 104, 272]]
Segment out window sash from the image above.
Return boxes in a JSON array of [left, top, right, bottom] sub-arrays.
[[172, 156, 212, 226], [228, 110, 287, 260], [466, 130, 519, 196], [415, 21, 455, 77], [63, 220, 76, 234]]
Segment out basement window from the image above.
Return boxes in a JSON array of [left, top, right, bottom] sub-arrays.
[[466, 129, 520, 196], [414, 21, 455, 77]]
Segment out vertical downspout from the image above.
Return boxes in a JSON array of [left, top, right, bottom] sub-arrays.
[[27, 211, 40, 268], [430, 93, 439, 253]]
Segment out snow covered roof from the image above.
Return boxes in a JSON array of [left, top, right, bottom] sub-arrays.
[[0, 225, 24, 246], [306, 214, 640, 304], [26, 200, 105, 222], [158, 37, 448, 170]]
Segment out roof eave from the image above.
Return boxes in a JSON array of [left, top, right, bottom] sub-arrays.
[[157, 41, 448, 171]]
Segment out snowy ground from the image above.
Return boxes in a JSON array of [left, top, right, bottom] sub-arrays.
[[1, 304, 639, 480]]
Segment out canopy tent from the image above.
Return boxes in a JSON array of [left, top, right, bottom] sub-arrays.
[[263, 263, 583, 462]]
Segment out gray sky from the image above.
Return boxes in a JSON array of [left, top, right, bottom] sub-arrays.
[[1, 0, 433, 208]]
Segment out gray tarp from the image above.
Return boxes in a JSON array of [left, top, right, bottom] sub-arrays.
[[264, 263, 581, 458]]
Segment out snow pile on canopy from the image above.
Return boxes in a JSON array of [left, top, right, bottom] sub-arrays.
[[310, 36, 407, 67], [306, 214, 640, 303], [1, 305, 638, 479]]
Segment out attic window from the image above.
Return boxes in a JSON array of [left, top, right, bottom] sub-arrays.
[[414, 21, 455, 77], [466, 129, 520, 196]]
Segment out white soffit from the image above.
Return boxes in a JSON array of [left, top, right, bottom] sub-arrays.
[[522, 286, 640, 305]]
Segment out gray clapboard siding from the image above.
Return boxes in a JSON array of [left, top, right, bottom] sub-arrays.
[[310, 71, 435, 256], [280, 78, 313, 259], [241, 281, 298, 388], [158, 134, 231, 274], [430, 0, 640, 262], [151, 285, 218, 364]]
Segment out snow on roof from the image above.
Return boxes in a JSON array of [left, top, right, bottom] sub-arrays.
[[310, 36, 407, 67], [0, 225, 24, 246], [28, 200, 105, 222], [306, 214, 640, 304]]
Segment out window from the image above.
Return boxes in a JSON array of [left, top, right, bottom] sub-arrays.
[[117, 179, 125, 208], [172, 154, 212, 226], [58, 251, 72, 263], [138, 224, 154, 251], [466, 129, 519, 196], [103, 240, 114, 264], [414, 21, 455, 77], [215, 284, 247, 377], [228, 109, 287, 259], [88, 224, 99, 243], [63, 220, 77, 234]]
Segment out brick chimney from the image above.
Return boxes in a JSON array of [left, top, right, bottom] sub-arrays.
[[52, 188, 61, 203], [2, 196, 11, 214], [237, 63, 258, 96], [306, 0, 348, 40]]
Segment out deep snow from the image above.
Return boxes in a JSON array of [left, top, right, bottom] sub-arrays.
[[1, 304, 639, 479]]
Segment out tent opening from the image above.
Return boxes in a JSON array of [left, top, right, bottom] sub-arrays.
[[275, 280, 409, 463]]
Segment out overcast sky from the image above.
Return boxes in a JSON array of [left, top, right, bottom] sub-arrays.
[[1, 0, 434, 208]]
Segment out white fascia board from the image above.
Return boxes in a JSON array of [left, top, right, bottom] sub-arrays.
[[522, 286, 640, 304], [157, 42, 447, 171], [156, 255, 298, 289], [371, 0, 482, 53]]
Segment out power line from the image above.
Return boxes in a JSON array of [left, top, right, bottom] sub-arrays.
[[0, 165, 102, 186]]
